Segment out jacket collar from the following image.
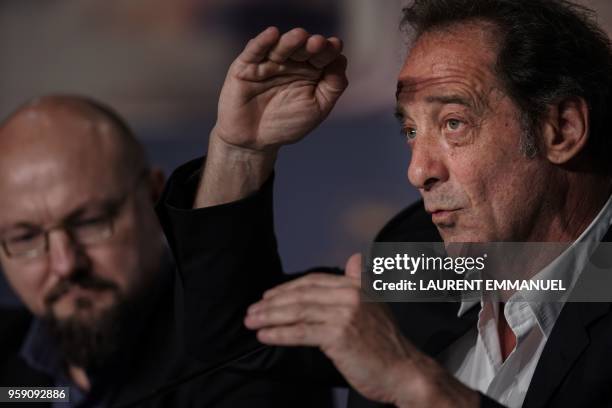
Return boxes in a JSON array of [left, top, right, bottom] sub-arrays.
[[522, 226, 612, 407]]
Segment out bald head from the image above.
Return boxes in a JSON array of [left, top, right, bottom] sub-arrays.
[[0, 95, 165, 328], [0, 95, 149, 181]]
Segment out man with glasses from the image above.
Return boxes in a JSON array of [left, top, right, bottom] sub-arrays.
[[1, 169, 150, 260], [0, 95, 335, 407], [0, 95, 167, 399]]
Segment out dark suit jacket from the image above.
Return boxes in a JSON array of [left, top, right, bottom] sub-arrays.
[[7, 155, 612, 407], [0, 165, 336, 407], [158, 158, 612, 408], [0, 278, 336, 408], [352, 198, 612, 408]]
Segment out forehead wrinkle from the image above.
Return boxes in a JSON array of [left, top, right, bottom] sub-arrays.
[[424, 95, 472, 107], [397, 22, 503, 118], [396, 73, 494, 118]]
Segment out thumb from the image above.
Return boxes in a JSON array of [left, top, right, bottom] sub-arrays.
[[344, 253, 362, 282]]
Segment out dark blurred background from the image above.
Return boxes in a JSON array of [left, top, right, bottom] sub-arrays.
[[0, 0, 412, 307], [1, 0, 611, 307], [2, 2, 612, 406]]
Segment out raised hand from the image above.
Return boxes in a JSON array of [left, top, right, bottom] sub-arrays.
[[196, 27, 348, 208], [214, 26, 348, 152]]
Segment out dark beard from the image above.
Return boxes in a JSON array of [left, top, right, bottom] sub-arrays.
[[42, 274, 151, 373], [43, 291, 140, 373]]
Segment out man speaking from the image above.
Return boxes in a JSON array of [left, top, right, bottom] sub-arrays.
[[159, 0, 612, 406]]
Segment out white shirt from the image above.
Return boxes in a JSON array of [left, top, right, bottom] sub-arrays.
[[440, 194, 612, 408]]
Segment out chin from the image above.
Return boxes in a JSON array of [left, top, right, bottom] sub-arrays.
[[438, 227, 493, 243]]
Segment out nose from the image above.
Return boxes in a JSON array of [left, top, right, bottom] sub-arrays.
[[47, 229, 83, 279], [407, 134, 449, 191]]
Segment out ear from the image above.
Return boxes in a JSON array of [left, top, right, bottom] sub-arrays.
[[148, 168, 166, 203], [540, 96, 589, 165]]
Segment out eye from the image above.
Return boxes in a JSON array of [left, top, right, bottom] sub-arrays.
[[71, 215, 110, 228], [6, 230, 41, 244], [445, 119, 464, 131], [402, 127, 417, 140]]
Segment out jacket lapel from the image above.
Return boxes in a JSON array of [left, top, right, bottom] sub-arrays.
[[523, 226, 612, 407], [522, 301, 610, 408]]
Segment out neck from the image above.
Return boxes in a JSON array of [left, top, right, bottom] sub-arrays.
[[528, 171, 611, 242], [493, 172, 612, 284]]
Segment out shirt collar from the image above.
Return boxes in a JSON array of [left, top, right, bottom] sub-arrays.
[[458, 192, 612, 334], [20, 318, 63, 378]]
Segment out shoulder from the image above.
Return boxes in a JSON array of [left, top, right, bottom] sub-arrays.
[[0, 307, 50, 386], [0, 307, 32, 350]]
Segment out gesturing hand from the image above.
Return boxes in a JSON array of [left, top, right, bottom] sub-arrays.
[[245, 254, 479, 408], [213, 26, 348, 153]]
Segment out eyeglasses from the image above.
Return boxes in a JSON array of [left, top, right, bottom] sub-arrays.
[[1, 216, 115, 259], [0, 170, 149, 260]]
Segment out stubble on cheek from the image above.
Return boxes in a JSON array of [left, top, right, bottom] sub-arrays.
[[441, 144, 507, 241]]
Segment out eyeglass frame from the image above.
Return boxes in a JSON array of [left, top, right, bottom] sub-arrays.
[[0, 169, 150, 260]]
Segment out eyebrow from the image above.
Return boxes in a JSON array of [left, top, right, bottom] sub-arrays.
[[394, 105, 408, 124], [424, 94, 474, 108], [0, 199, 119, 236], [394, 93, 480, 125]]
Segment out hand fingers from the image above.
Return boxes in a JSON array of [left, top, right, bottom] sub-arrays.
[[257, 324, 325, 347], [239, 28, 344, 82], [289, 36, 342, 64], [315, 54, 348, 114], [245, 303, 344, 329], [268, 28, 310, 63], [239, 26, 281, 63], [308, 37, 343, 69], [286, 34, 325, 60], [344, 253, 363, 282], [263, 272, 356, 299], [288, 46, 311, 62], [289, 51, 310, 62], [327, 37, 343, 53], [249, 285, 360, 314]]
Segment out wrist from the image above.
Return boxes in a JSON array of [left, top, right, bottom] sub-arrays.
[[194, 129, 277, 208], [391, 357, 479, 408], [388, 357, 431, 407], [207, 127, 278, 166]]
